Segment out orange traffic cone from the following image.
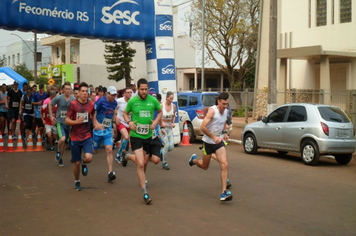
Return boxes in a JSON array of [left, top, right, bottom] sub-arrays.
[[181, 122, 191, 146], [26, 131, 35, 152], [6, 131, 15, 152], [34, 133, 44, 152], [15, 132, 25, 152], [0, 131, 5, 153]]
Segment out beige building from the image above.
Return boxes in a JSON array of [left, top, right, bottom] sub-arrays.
[[256, 0, 356, 117]]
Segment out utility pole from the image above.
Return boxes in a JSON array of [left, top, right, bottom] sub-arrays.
[[268, 0, 277, 114], [34, 32, 37, 84], [201, 0, 205, 91]]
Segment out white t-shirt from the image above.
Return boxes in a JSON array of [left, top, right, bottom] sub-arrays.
[[131, 90, 138, 98], [116, 97, 129, 127]]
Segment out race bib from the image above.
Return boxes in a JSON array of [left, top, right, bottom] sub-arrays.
[[25, 104, 32, 110], [103, 118, 112, 128], [12, 102, 19, 108], [136, 123, 149, 135], [60, 111, 67, 118], [77, 112, 89, 123]]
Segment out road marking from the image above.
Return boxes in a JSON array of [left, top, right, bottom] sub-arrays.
[[227, 139, 242, 145], [23, 193, 43, 199], [17, 185, 38, 190]]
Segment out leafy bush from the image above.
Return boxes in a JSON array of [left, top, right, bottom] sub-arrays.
[[233, 106, 252, 117]]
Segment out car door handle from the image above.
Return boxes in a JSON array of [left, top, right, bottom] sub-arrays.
[[299, 127, 305, 130], [276, 126, 281, 130]]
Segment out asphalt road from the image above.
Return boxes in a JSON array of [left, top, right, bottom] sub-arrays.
[[1, 128, 356, 236]]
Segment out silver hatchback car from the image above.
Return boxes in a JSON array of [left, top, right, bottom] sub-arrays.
[[241, 103, 356, 165]]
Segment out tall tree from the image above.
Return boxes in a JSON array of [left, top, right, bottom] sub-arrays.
[[13, 63, 34, 82], [189, 0, 259, 90], [0, 54, 6, 67], [103, 41, 136, 87]]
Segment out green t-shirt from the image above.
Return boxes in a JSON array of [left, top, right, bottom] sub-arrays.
[[125, 94, 161, 139]]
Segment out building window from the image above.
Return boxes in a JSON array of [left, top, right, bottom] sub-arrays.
[[340, 0, 352, 23], [316, 0, 327, 26], [17, 53, 20, 64], [57, 46, 60, 58], [8, 56, 10, 66], [12, 55, 15, 66]]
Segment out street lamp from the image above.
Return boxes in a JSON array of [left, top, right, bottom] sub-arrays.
[[9, 32, 38, 84]]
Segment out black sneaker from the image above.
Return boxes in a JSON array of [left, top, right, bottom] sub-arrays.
[[121, 150, 128, 167], [143, 193, 151, 205], [108, 171, 116, 182], [82, 164, 88, 176], [74, 181, 81, 191], [58, 158, 64, 167]]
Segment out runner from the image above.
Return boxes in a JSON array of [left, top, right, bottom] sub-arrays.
[[114, 87, 132, 163], [41, 90, 58, 151], [65, 82, 95, 191], [121, 78, 162, 204], [188, 92, 233, 201], [92, 86, 118, 182], [49, 81, 75, 166], [19, 82, 28, 138], [32, 83, 48, 140], [7, 81, 22, 139], [0, 84, 8, 136], [19, 86, 34, 146], [160, 91, 176, 170]]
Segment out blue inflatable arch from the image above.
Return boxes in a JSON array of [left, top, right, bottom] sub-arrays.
[[0, 0, 180, 142]]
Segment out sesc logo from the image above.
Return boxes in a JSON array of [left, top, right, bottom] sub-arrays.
[[146, 44, 153, 54], [101, 0, 140, 25], [162, 64, 175, 75], [159, 21, 173, 31]]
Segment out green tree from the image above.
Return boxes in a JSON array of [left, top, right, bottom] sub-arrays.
[[0, 54, 6, 67], [13, 63, 33, 82], [103, 40, 136, 87], [189, 0, 259, 90]]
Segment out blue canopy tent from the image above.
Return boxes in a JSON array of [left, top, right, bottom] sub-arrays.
[[0, 67, 28, 90]]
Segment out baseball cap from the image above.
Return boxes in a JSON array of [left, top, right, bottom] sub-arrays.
[[107, 86, 117, 95], [13, 81, 19, 85]]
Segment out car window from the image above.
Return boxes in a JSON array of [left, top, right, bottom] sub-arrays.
[[318, 107, 350, 123], [268, 106, 288, 123], [189, 96, 198, 106], [287, 106, 307, 122], [178, 95, 188, 107], [202, 95, 218, 106]]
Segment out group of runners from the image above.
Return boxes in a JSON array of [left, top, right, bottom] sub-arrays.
[[1, 79, 233, 204]]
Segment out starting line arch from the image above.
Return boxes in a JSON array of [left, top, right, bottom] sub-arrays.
[[0, 0, 180, 143]]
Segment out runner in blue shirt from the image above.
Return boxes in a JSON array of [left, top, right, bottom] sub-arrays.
[[93, 86, 118, 182], [32, 83, 48, 140]]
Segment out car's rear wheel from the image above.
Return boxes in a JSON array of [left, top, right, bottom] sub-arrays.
[[301, 140, 319, 165], [187, 122, 196, 143], [243, 133, 258, 154], [334, 154, 353, 165]]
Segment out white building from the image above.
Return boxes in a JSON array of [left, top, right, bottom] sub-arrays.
[[256, 0, 356, 116], [6, 36, 52, 73]]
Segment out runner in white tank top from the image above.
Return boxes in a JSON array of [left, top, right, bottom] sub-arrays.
[[188, 92, 233, 201]]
